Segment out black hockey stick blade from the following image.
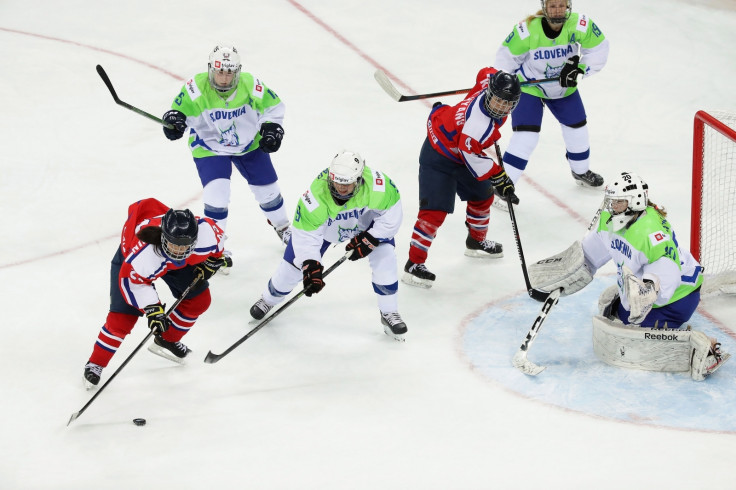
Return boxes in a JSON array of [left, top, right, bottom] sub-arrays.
[[95, 64, 174, 129]]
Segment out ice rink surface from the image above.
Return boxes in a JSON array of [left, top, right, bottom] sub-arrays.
[[1, 0, 736, 488]]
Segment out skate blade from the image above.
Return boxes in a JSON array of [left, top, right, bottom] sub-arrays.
[[492, 199, 509, 213], [464, 249, 503, 259], [383, 324, 406, 342], [706, 353, 731, 377], [83, 378, 98, 391], [401, 272, 434, 289], [147, 343, 188, 364]]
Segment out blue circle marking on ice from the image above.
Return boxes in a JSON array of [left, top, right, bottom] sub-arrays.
[[461, 278, 736, 433]]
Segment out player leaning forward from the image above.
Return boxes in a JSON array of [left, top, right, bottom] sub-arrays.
[[249, 151, 408, 341], [530, 172, 729, 380], [83, 198, 227, 388], [162, 45, 292, 266]]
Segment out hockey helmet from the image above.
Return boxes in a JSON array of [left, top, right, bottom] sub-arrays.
[[161, 209, 198, 261], [484, 71, 521, 119], [328, 150, 365, 202], [541, 0, 572, 25], [604, 172, 649, 231], [208, 45, 241, 92]]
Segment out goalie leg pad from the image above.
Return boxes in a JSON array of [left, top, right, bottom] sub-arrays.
[[597, 285, 620, 318], [592, 315, 692, 372], [529, 241, 593, 296]]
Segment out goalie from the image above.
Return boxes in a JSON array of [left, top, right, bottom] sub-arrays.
[[529, 171, 729, 380]]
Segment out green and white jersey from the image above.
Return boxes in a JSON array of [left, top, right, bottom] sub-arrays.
[[291, 166, 402, 266], [170, 72, 284, 158], [581, 207, 703, 311], [493, 13, 609, 99]]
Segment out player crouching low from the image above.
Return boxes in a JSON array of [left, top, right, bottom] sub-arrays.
[[528, 172, 729, 380], [249, 150, 407, 341], [82, 198, 228, 389]]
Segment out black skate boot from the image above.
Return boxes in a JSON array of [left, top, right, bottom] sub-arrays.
[[380, 312, 408, 342], [465, 235, 503, 258], [571, 169, 604, 188], [250, 297, 274, 321], [83, 362, 103, 390], [401, 259, 436, 289], [147, 334, 191, 364]]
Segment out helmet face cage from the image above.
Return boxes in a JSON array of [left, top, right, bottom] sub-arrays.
[[604, 172, 649, 231], [327, 151, 365, 201], [485, 72, 521, 119], [208, 45, 242, 92], [161, 209, 198, 261], [541, 0, 572, 24]]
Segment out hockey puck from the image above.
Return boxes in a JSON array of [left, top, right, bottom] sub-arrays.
[[133, 418, 146, 426]]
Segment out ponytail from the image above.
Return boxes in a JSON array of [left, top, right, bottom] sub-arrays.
[[136, 226, 163, 246], [648, 200, 668, 218]]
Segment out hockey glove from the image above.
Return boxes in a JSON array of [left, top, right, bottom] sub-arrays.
[[559, 55, 585, 88], [196, 256, 227, 281], [143, 303, 169, 334], [162, 110, 187, 140], [258, 122, 284, 153], [622, 266, 659, 325], [302, 259, 324, 296], [346, 231, 379, 261], [489, 167, 517, 201]]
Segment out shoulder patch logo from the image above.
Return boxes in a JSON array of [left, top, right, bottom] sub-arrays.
[[373, 170, 386, 193], [577, 14, 589, 33], [300, 189, 319, 212], [252, 78, 264, 99], [516, 21, 530, 40], [648, 231, 669, 247], [186, 77, 201, 101]]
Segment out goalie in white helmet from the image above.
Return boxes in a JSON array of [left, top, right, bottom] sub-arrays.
[[248, 151, 408, 341], [529, 171, 728, 380], [160, 45, 292, 274]]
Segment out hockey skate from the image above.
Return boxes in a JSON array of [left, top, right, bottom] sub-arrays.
[[571, 169, 604, 188], [270, 221, 292, 246], [465, 235, 503, 258], [250, 297, 274, 321], [491, 186, 519, 213], [705, 343, 731, 378], [381, 312, 408, 342], [401, 259, 436, 289], [83, 362, 103, 390], [147, 334, 191, 364]]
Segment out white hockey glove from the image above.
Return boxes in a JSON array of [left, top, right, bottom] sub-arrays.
[[622, 266, 659, 324], [529, 241, 593, 296]]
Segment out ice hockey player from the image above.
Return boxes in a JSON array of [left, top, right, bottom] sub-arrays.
[[82, 198, 227, 389], [529, 172, 729, 380], [161, 45, 292, 271], [249, 150, 408, 341], [403, 68, 520, 289], [493, 0, 609, 193]]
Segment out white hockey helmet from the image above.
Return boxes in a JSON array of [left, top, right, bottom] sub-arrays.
[[604, 172, 649, 232], [328, 150, 365, 201], [541, 0, 572, 25], [208, 45, 241, 92]]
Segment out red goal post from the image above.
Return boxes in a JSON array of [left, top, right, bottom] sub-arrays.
[[691, 110, 736, 294]]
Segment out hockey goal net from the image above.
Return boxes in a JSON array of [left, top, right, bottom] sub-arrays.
[[691, 110, 736, 295]]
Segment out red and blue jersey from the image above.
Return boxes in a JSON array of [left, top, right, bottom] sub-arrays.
[[117, 198, 225, 310], [426, 67, 507, 180]]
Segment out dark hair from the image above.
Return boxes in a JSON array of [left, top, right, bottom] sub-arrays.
[[136, 226, 163, 246]]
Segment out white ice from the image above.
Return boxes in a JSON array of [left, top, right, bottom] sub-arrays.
[[2, 0, 736, 488]]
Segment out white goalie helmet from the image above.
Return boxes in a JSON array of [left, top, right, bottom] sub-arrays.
[[604, 171, 649, 232], [208, 45, 241, 92], [328, 150, 365, 201]]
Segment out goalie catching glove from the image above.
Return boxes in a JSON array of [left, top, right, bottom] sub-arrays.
[[621, 266, 659, 324], [529, 241, 593, 296], [346, 231, 379, 261]]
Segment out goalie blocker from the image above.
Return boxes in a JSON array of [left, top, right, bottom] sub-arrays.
[[592, 315, 730, 381], [528, 240, 593, 296]]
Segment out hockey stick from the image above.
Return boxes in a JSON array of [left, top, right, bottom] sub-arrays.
[[374, 69, 559, 102], [512, 287, 561, 375], [95, 64, 174, 129], [67, 274, 202, 426], [204, 249, 353, 364], [493, 143, 549, 302]]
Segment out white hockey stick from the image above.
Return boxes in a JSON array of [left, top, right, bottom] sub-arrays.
[[512, 288, 561, 375]]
